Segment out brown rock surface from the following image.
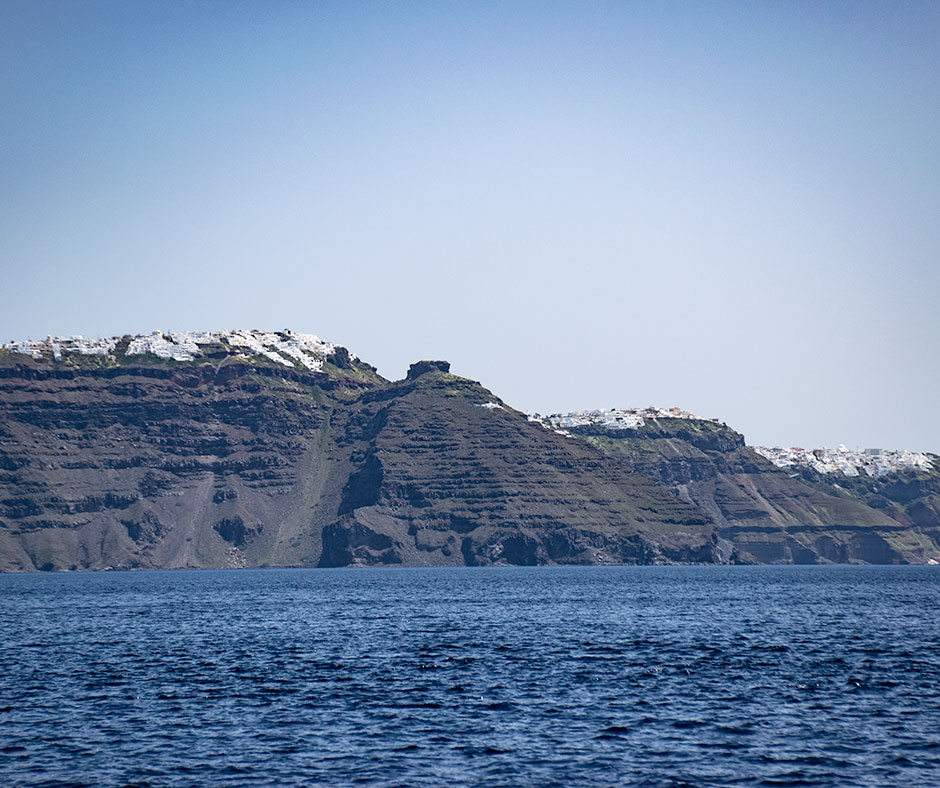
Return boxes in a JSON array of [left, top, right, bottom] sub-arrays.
[[573, 419, 940, 564], [0, 354, 720, 570]]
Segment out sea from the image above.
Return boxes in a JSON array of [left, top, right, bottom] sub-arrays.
[[1, 566, 939, 787]]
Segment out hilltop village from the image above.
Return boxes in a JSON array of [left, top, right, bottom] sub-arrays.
[[531, 406, 717, 432], [532, 407, 933, 478], [1, 329, 338, 371], [752, 445, 932, 478]]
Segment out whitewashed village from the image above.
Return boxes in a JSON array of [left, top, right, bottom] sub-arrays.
[[533, 405, 712, 433], [1, 329, 338, 371], [530, 407, 933, 478], [750, 444, 932, 478], [1, 332, 934, 479]]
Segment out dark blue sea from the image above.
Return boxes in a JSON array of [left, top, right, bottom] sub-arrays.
[[2, 566, 939, 787]]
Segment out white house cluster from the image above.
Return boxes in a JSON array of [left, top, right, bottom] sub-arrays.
[[753, 445, 932, 478], [2, 329, 338, 370], [531, 406, 720, 432]]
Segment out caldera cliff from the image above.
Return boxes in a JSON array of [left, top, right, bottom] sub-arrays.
[[1, 330, 937, 570]]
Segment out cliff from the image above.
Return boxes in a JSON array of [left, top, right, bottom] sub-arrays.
[[2, 331, 937, 570], [319, 364, 719, 567], [568, 417, 940, 564], [0, 345, 720, 570]]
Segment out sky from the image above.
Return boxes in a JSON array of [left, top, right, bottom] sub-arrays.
[[2, 1, 938, 452]]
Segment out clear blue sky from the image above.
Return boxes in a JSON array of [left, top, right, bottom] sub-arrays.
[[2, 1, 938, 451]]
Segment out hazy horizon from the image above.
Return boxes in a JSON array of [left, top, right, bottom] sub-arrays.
[[3, 1, 938, 452]]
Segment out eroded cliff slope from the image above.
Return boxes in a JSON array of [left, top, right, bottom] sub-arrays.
[[0, 343, 381, 570], [318, 364, 719, 567], [568, 417, 940, 564], [3, 332, 936, 570], [0, 342, 721, 570]]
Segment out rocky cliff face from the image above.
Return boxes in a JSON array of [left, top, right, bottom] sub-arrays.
[[571, 419, 940, 564], [0, 350, 721, 570], [0, 350, 381, 571], [317, 364, 719, 567], [2, 338, 936, 570]]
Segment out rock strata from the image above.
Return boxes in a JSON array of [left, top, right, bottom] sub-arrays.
[[1, 333, 937, 570], [0, 341, 719, 570], [566, 418, 940, 564]]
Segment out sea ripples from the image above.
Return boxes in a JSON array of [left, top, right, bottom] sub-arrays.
[[1, 565, 939, 787]]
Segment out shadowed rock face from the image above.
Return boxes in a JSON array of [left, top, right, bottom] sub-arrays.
[[572, 420, 940, 564]]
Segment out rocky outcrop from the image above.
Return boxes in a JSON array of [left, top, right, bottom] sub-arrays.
[[406, 360, 451, 379]]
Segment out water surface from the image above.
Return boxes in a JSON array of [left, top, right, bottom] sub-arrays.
[[2, 565, 939, 786]]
